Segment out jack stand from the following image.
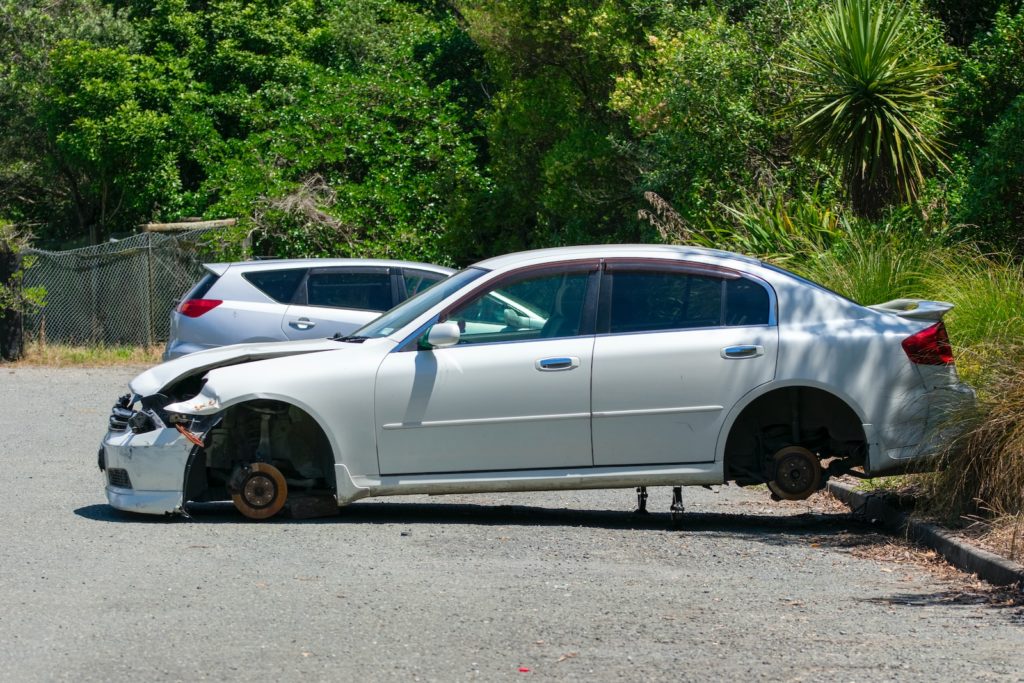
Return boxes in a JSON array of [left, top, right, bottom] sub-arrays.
[[670, 486, 684, 527], [635, 486, 649, 514]]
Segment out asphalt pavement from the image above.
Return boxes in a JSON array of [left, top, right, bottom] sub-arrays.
[[1, 365, 1022, 681]]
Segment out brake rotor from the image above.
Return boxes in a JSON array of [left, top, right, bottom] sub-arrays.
[[767, 446, 822, 501], [231, 462, 288, 520]]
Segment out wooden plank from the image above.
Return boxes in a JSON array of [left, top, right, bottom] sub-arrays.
[[142, 219, 237, 232]]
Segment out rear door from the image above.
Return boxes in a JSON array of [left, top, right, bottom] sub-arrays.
[[281, 266, 396, 340], [591, 261, 779, 466]]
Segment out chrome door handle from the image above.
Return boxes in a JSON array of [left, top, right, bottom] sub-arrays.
[[721, 345, 764, 359], [536, 356, 579, 371], [289, 318, 316, 330]]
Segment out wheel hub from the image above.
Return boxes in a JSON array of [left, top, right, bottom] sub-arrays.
[[230, 462, 288, 520], [767, 446, 822, 500]]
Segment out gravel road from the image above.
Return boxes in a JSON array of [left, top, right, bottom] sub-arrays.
[[1, 365, 1022, 682]]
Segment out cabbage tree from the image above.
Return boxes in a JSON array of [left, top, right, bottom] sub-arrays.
[[787, 0, 951, 218]]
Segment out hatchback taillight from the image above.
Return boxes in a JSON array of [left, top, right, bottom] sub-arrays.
[[178, 299, 223, 318], [902, 321, 954, 365]]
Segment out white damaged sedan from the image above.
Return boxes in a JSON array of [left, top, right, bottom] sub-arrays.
[[99, 245, 974, 520]]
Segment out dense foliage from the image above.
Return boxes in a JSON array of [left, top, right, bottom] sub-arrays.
[[1, 0, 1021, 260]]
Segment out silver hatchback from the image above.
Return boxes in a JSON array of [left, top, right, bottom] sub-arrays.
[[164, 259, 453, 360]]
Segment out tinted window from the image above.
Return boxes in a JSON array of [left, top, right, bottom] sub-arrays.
[[449, 270, 591, 344], [724, 277, 770, 326], [607, 271, 769, 333], [187, 272, 220, 300], [243, 269, 305, 303], [307, 271, 392, 311], [403, 270, 446, 299]]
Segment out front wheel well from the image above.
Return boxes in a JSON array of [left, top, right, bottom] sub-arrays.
[[724, 386, 867, 487], [183, 399, 337, 504]]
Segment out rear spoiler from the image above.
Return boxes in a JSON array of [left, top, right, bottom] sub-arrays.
[[203, 263, 230, 277], [868, 298, 954, 321]]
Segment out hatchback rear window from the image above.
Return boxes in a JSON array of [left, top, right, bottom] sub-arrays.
[[243, 269, 306, 303]]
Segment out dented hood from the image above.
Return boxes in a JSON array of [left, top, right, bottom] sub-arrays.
[[129, 338, 354, 397]]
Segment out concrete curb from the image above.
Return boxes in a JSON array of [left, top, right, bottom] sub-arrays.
[[827, 481, 1024, 588]]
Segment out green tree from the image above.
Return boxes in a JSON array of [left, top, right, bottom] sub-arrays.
[[786, 0, 952, 218]]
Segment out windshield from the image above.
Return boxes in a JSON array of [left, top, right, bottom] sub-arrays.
[[353, 267, 489, 339]]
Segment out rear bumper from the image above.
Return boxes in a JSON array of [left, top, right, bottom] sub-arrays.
[[163, 340, 216, 361], [866, 382, 976, 475]]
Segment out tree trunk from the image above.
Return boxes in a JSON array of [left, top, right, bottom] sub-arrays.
[[0, 243, 24, 361]]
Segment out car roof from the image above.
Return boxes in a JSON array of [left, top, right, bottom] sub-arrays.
[[203, 259, 455, 276], [472, 244, 763, 271]]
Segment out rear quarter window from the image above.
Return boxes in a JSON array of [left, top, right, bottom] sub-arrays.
[[186, 272, 220, 300], [243, 269, 306, 303]]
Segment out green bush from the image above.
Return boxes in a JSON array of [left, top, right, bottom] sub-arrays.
[[958, 95, 1024, 248]]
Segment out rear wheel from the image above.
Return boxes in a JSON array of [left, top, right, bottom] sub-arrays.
[[767, 446, 822, 501], [230, 463, 288, 520]]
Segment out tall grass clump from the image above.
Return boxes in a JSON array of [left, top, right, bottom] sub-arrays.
[[793, 227, 929, 305], [922, 248, 1024, 367], [925, 361, 1024, 529]]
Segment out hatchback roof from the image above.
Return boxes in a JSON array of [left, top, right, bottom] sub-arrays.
[[203, 258, 456, 275]]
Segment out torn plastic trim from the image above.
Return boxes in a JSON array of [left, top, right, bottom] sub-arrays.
[[165, 383, 222, 417]]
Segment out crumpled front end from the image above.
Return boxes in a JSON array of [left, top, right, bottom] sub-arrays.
[[100, 392, 216, 516]]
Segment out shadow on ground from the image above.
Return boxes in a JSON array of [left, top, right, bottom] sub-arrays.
[[76, 498, 859, 535]]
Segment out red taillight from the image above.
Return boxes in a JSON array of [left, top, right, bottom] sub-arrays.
[[178, 299, 223, 318], [902, 321, 954, 365]]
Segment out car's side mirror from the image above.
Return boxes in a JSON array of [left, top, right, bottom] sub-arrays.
[[420, 321, 461, 350]]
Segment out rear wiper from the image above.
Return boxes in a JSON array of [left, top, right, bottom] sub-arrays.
[[331, 333, 369, 343]]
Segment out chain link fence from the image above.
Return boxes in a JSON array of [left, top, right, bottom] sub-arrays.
[[22, 228, 225, 346]]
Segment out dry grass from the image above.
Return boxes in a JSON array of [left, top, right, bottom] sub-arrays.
[[956, 513, 1024, 563], [5, 342, 162, 367], [924, 359, 1024, 524]]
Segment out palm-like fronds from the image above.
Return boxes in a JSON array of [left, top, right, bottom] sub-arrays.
[[787, 0, 951, 217]]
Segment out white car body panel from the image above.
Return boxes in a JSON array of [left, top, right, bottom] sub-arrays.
[[592, 325, 779, 465], [375, 336, 596, 475], [101, 244, 974, 516]]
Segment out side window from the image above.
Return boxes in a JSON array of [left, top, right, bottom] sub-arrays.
[[724, 277, 770, 326], [306, 270, 392, 311], [447, 270, 591, 344], [607, 269, 770, 333], [403, 270, 447, 299], [609, 271, 723, 333], [243, 269, 305, 303]]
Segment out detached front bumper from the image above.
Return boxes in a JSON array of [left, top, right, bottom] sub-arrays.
[[101, 426, 195, 515]]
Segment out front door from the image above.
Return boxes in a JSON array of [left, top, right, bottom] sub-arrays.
[[374, 263, 599, 475]]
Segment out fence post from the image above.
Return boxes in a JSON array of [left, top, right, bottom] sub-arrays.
[[0, 240, 24, 361], [146, 234, 154, 347]]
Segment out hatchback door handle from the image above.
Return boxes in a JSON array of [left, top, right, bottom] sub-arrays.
[[536, 357, 579, 371], [289, 318, 316, 330], [721, 345, 764, 359]]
